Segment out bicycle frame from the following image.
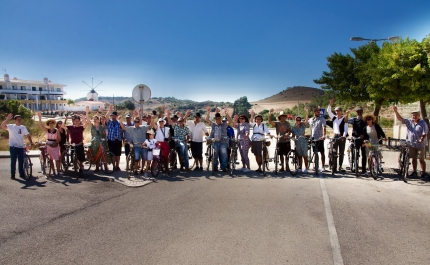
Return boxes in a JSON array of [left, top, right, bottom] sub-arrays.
[[347, 137, 361, 176]]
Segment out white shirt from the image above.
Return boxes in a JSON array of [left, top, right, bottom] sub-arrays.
[[187, 120, 209, 142], [7, 124, 29, 147], [144, 139, 158, 149], [155, 126, 170, 142], [327, 105, 348, 137], [250, 122, 270, 141]]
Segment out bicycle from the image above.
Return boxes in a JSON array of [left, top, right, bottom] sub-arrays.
[[307, 137, 322, 175], [205, 137, 213, 171], [228, 138, 239, 176], [125, 142, 143, 180], [37, 141, 53, 178], [252, 136, 271, 176], [286, 136, 307, 176], [169, 138, 193, 171], [365, 138, 384, 180], [397, 139, 415, 183], [346, 137, 361, 177], [150, 143, 170, 178], [63, 142, 84, 177], [22, 143, 33, 180], [83, 138, 116, 174], [327, 136, 342, 175], [187, 142, 196, 170], [271, 135, 282, 175]]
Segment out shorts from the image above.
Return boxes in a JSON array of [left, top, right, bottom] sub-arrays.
[[190, 141, 203, 159], [409, 146, 425, 160], [108, 139, 122, 157], [251, 141, 263, 156], [75, 145, 85, 162], [277, 142, 291, 156], [134, 146, 148, 161], [312, 140, 325, 153]]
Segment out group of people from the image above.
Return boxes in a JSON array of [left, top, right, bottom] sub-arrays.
[[2, 99, 428, 180]]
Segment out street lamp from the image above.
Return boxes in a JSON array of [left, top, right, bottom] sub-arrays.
[[350, 36, 400, 42]]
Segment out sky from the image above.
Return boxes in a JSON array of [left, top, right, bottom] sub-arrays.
[[1, 0, 429, 103]]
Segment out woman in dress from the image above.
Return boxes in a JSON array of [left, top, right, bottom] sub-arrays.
[[56, 119, 67, 172], [291, 108, 309, 173], [233, 114, 251, 172], [37, 112, 61, 178], [363, 114, 386, 170], [86, 108, 107, 172]]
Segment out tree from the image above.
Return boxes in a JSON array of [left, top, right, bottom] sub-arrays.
[[366, 37, 430, 118], [233, 96, 252, 117], [67, 99, 74, 106], [121, 100, 136, 111]]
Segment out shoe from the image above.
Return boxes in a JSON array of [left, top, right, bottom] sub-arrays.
[[312, 167, 316, 171], [140, 169, 144, 174], [199, 167, 203, 171], [194, 167, 200, 171], [255, 169, 262, 172], [222, 168, 227, 172], [79, 168, 83, 173], [144, 173, 148, 178], [338, 167, 345, 172], [279, 168, 285, 172], [297, 168, 302, 173], [319, 167, 326, 172], [185, 168, 191, 172], [408, 172, 418, 178], [240, 167, 247, 171], [303, 169, 309, 173], [116, 167, 121, 171], [11, 175, 15, 180], [134, 170, 138, 175], [243, 168, 251, 173], [94, 168, 100, 172]]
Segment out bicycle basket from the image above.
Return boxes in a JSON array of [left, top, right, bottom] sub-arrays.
[[153, 149, 161, 156]]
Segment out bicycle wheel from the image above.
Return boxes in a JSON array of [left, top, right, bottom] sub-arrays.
[[161, 156, 170, 175], [348, 146, 354, 172], [126, 153, 134, 179], [369, 155, 378, 180], [354, 148, 359, 176], [169, 149, 178, 170], [22, 156, 32, 180], [46, 157, 52, 176], [397, 151, 405, 176], [229, 151, 235, 176], [314, 152, 319, 175], [206, 145, 212, 171], [150, 158, 160, 178], [211, 149, 216, 175], [274, 149, 279, 175], [286, 150, 298, 176], [102, 151, 116, 174], [331, 150, 337, 175], [188, 148, 196, 169], [62, 151, 70, 173], [83, 150, 92, 171], [39, 154, 46, 175], [402, 153, 409, 183]]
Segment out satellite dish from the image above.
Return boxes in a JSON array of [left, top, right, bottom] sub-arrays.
[[132, 84, 151, 104]]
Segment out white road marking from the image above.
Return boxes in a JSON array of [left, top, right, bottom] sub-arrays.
[[320, 178, 344, 265]]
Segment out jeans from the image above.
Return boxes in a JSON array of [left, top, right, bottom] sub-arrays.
[[178, 141, 189, 169], [333, 139, 346, 169], [10, 147, 25, 177], [214, 141, 228, 170]]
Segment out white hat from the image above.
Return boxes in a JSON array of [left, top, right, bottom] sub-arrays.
[[158, 118, 165, 122], [147, 129, 155, 135]]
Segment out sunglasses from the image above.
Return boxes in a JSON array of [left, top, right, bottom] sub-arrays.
[[296, 119, 301, 122]]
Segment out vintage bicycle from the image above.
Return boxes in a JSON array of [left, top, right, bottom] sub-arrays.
[[169, 138, 195, 171], [397, 139, 415, 183], [150, 142, 170, 178], [37, 141, 55, 178], [63, 142, 84, 177], [252, 136, 271, 176], [327, 136, 343, 175], [21, 143, 33, 180], [346, 137, 361, 177], [83, 138, 116, 174], [364, 138, 384, 180], [307, 137, 323, 175], [228, 138, 239, 176], [286, 136, 307, 176]]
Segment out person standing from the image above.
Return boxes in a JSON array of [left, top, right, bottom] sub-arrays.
[[124, 115, 150, 175], [308, 107, 327, 172], [56, 119, 67, 172], [250, 114, 272, 172], [142, 129, 158, 178], [37, 113, 61, 178], [362, 114, 386, 172], [393, 107, 428, 178], [123, 113, 134, 158], [344, 107, 367, 174], [327, 98, 348, 172], [65, 112, 89, 176], [1, 113, 33, 180], [167, 109, 191, 172], [105, 105, 125, 171], [151, 116, 170, 165], [291, 109, 309, 173], [233, 114, 251, 172], [85, 110, 107, 172], [205, 106, 232, 172], [268, 109, 291, 172], [187, 112, 209, 171]]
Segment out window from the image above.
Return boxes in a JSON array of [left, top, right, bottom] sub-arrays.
[[0, 85, 2, 89], [21, 86, 26, 90], [32, 87, 36, 91], [57, 88, 61, 92], [39, 87, 42, 91], [40, 96, 45, 100], [12, 86, 15, 90]]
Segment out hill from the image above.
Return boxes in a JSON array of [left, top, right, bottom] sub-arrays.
[[250, 86, 324, 113]]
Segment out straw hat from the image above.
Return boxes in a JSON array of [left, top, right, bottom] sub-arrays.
[[45, 119, 56, 126], [147, 129, 155, 135], [277, 111, 288, 120], [364, 114, 376, 122]]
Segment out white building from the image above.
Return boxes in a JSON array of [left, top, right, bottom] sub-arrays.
[[0, 74, 67, 111]]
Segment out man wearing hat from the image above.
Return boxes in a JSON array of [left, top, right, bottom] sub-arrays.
[[187, 111, 209, 171], [344, 107, 367, 174], [268, 109, 292, 172], [123, 113, 134, 158], [205, 106, 232, 172], [1, 113, 34, 180], [105, 105, 126, 171], [327, 98, 348, 172], [166, 109, 191, 171], [393, 106, 428, 178], [308, 106, 327, 172]]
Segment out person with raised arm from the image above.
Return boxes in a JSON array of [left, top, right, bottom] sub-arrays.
[[65, 108, 89, 176], [85, 106, 107, 172], [268, 108, 292, 172], [393, 106, 428, 178], [167, 109, 191, 172], [187, 110, 209, 171], [205, 106, 232, 172], [124, 113, 150, 175], [151, 107, 170, 168], [1, 113, 33, 180], [105, 104, 125, 171], [37, 112, 61, 178], [308, 106, 327, 172], [327, 98, 348, 172], [291, 108, 309, 173]]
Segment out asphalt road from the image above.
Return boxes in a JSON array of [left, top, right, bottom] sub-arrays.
[[1, 149, 430, 265]]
